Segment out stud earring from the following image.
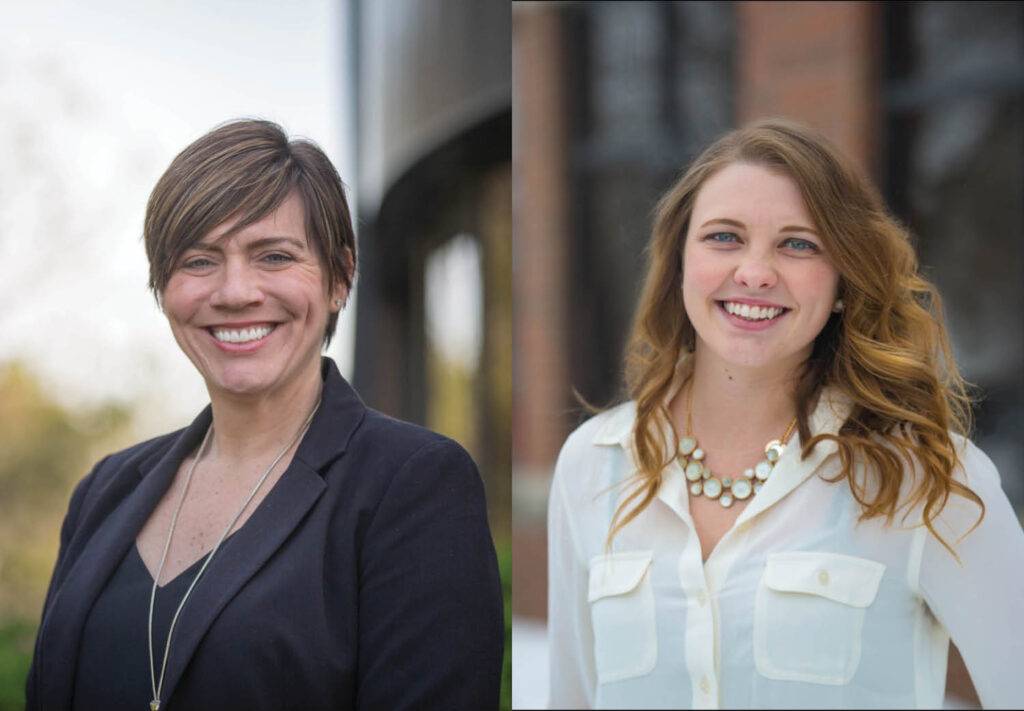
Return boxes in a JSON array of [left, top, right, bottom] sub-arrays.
[[334, 298, 344, 308], [832, 299, 845, 313]]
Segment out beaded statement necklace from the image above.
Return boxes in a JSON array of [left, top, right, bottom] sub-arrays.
[[677, 384, 797, 508]]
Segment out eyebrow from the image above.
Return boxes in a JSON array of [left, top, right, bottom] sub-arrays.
[[190, 236, 308, 253], [699, 218, 819, 236]]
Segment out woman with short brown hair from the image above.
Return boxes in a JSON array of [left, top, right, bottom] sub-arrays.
[[28, 119, 503, 711], [547, 119, 1023, 709]]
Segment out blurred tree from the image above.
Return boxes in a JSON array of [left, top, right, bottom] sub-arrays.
[[0, 360, 130, 710]]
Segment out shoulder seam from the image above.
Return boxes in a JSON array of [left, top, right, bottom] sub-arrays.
[[362, 437, 460, 533]]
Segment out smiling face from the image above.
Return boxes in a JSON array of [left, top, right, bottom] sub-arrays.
[[681, 162, 840, 375], [161, 191, 345, 400]]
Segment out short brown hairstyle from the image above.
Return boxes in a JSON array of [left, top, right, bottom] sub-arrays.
[[144, 118, 356, 346]]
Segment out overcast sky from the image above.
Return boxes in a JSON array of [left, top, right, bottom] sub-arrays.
[[0, 0, 355, 435]]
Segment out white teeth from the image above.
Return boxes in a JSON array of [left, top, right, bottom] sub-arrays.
[[723, 302, 783, 321], [212, 325, 274, 343]]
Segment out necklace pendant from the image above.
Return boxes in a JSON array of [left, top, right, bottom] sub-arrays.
[[151, 701, 160, 711], [702, 477, 723, 499], [684, 461, 703, 481], [731, 478, 753, 500], [765, 440, 786, 462], [680, 437, 697, 455], [754, 460, 773, 480]]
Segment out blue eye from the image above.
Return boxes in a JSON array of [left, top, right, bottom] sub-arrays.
[[782, 237, 819, 253], [262, 253, 294, 264], [182, 257, 214, 269], [705, 232, 739, 243]]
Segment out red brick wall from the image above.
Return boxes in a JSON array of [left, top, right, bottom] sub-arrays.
[[512, 4, 569, 620], [736, 1, 882, 177]]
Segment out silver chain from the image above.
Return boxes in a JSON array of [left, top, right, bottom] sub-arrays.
[[147, 397, 320, 710]]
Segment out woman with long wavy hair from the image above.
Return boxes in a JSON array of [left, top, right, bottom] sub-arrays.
[[547, 119, 1023, 709]]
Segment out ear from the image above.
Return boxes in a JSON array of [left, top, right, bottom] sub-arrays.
[[330, 281, 348, 312], [330, 246, 355, 312]]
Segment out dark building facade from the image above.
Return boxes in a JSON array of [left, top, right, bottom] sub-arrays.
[[349, 0, 512, 532]]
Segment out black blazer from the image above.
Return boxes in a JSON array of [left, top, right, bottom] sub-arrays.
[[27, 358, 503, 710]]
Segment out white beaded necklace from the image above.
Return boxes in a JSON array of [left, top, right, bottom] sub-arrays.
[[146, 397, 320, 711], [678, 384, 797, 508]]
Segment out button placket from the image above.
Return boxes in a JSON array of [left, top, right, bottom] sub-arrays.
[[691, 583, 717, 706]]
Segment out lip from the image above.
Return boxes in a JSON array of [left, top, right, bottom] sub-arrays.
[[205, 322, 279, 353], [716, 300, 788, 332]]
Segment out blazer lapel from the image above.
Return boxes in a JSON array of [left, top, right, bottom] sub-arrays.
[[159, 458, 327, 705], [40, 358, 366, 710], [159, 357, 365, 705], [38, 407, 212, 711]]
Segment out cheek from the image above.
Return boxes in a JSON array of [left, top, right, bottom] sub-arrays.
[[682, 249, 728, 301], [790, 263, 840, 309], [160, 279, 204, 324]]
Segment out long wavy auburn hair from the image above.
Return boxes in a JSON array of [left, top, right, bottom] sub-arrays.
[[610, 118, 983, 555]]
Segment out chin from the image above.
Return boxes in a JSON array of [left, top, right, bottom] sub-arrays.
[[722, 350, 776, 370], [703, 334, 794, 371], [208, 364, 277, 397]]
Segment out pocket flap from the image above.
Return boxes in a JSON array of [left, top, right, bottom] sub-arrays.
[[763, 552, 885, 608], [588, 551, 653, 602]]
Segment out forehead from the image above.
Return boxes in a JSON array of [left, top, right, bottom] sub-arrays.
[[200, 190, 309, 249], [690, 162, 814, 227]]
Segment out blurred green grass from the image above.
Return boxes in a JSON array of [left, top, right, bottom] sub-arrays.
[[0, 620, 32, 711]]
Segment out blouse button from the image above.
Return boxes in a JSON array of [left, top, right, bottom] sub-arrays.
[[817, 569, 830, 586], [700, 675, 711, 694]]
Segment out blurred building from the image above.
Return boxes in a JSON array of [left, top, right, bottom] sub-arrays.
[[348, 0, 512, 534], [513, 0, 1023, 626]]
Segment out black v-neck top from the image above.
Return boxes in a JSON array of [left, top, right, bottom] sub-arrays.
[[29, 358, 503, 711], [72, 545, 206, 711]]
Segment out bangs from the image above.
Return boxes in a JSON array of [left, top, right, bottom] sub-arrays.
[[150, 149, 301, 291]]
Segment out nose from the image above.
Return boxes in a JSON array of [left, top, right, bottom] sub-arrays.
[[733, 252, 778, 290], [209, 259, 264, 309]]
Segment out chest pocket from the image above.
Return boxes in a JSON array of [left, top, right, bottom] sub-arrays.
[[588, 551, 657, 684], [754, 551, 885, 685]]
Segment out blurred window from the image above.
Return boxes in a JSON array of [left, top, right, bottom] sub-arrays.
[[424, 233, 483, 455], [884, 1, 1024, 509], [565, 1, 735, 406]]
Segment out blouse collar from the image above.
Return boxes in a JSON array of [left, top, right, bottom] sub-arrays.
[[591, 378, 855, 526]]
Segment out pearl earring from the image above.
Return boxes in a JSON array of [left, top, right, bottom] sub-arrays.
[[832, 299, 845, 313], [334, 298, 344, 308]]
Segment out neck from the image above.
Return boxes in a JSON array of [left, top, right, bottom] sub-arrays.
[[206, 358, 323, 462], [671, 349, 803, 448]]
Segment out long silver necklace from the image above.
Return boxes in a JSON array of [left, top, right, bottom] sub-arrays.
[[146, 397, 320, 711], [678, 383, 797, 508]]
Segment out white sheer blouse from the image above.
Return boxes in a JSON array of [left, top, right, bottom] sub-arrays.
[[547, 390, 1024, 709]]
